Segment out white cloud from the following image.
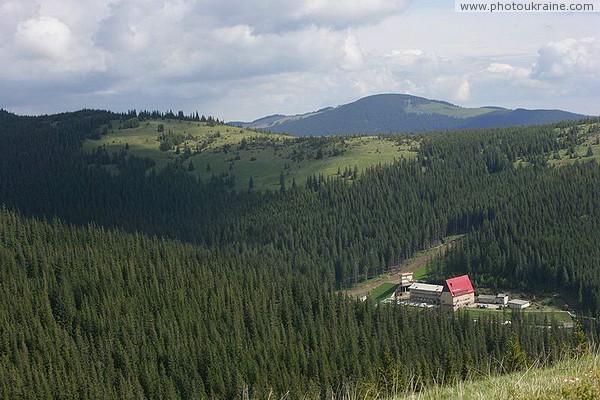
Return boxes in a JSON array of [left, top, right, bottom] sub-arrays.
[[487, 63, 516, 74], [482, 63, 536, 88], [0, 0, 598, 118], [341, 35, 365, 71], [465, 37, 600, 107], [0, 1, 38, 42], [0, 0, 109, 78], [298, 0, 409, 28], [199, 0, 409, 33], [92, 1, 351, 82], [456, 80, 471, 102], [533, 37, 600, 80], [16, 16, 73, 60]]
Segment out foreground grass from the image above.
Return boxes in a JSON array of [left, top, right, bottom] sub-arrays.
[[398, 353, 600, 400]]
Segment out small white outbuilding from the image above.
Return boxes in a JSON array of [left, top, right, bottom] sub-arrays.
[[507, 299, 530, 310]]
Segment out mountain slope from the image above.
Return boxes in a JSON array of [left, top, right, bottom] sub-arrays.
[[234, 94, 587, 135], [82, 118, 418, 190]]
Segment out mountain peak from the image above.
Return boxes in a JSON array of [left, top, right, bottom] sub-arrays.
[[234, 94, 587, 135]]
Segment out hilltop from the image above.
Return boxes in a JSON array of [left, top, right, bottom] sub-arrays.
[[83, 118, 418, 190], [83, 116, 599, 192], [233, 94, 587, 135]]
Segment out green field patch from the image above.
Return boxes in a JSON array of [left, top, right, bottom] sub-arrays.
[[462, 308, 574, 325], [549, 144, 600, 167], [370, 283, 399, 303], [511, 123, 600, 168], [342, 235, 462, 300], [412, 264, 428, 280], [407, 102, 500, 119]]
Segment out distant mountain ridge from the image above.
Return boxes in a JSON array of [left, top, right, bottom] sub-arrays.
[[232, 94, 587, 135]]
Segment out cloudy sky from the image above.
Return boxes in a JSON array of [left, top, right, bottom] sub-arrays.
[[1, 0, 598, 120]]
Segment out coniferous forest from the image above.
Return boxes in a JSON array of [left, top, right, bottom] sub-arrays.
[[1, 109, 600, 398]]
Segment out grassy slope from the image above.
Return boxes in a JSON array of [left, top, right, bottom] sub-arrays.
[[550, 127, 600, 166], [407, 102, 500, 119], [400, 353, 600, 400], [370, 283, 399, 302], [462, 308, 573, 325], [511, 123, 600, 169], [83, 119, 417, 190], [549, 123, 599, 167]]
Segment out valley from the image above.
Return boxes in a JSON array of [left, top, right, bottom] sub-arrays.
[[3, 1, 598, 397], [1, 109, 599, 399]]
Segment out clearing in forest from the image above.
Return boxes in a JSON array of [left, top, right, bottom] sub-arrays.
[[83, 119, 418, 190]]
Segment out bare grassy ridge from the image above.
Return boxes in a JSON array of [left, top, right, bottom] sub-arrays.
[[83, 119, 418, 190]]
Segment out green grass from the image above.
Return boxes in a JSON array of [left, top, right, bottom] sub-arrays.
[[342, 235, 464, 300], [409, 235, 464, 281], [84, 119, 418, 190], [406, 102, 500, 119], [413, 264, 428, 280], [462, 308, 574, 325], [370, 283, 399, 303], [398, 353, 600, 399], [549, 143, 600, 167]]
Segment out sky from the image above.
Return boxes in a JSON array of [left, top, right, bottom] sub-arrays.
[[0, 0, 599, 120]]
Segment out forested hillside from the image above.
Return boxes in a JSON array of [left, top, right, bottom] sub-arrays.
[[1, 109, 600, 397], [0, 208, 580, 398], [234, 94, 586, 135], [2, 110, 598, 298]]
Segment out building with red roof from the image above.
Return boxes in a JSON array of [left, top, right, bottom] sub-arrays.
[[440, 274, 475, 311]]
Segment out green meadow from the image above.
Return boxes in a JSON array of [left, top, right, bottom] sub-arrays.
[[83, 119, 418, 190], [370, 283, 400, 303]]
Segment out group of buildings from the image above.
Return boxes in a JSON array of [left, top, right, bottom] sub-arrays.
[[394, 272, 530, 311]]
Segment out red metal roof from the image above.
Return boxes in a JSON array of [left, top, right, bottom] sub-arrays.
[[445, 275, 474, 297]]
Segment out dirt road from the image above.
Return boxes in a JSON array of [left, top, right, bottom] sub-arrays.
[[343, 235, 462, 299]]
